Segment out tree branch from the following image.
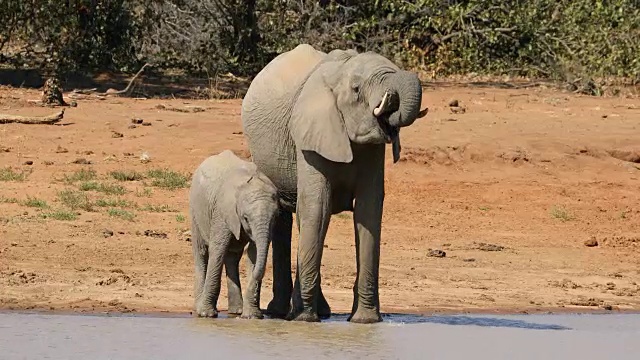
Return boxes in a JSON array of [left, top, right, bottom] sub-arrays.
[[0, 109, 65, 125]]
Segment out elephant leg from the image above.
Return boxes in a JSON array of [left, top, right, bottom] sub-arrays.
[[191, 225, 208, 315], [348, 146, 384, 324], [266, 211, 293, 319], [224, 249, 243, 316], [290, 214, 331, 320], [241, 242, 263, 319], [196, 232, 230, 318], [290, 154, 332, 322]]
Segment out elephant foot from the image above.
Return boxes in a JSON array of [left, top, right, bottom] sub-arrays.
[[348, 307, 382, 324], [290, 308, 320, 322], [240, 308, 264, 320], [195, 304, 219, 318], [317, 295, 331, 320], [227, 306, 243, 316], [265, 299, 291, 319]]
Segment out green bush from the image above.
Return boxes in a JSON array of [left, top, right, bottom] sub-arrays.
[[0, 0, 637, 91]]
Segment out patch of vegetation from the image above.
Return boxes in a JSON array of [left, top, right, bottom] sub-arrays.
[[0, 196, 20, 204], [175, 214, 186, 223], [135, 188, 153, 197], [96, 198, 137, 208], [550, 206, 574, 222], [63, 169, 97, 184], [57, 190, 94, 212], [41, 210, 78, 221], [78, 181, 127, 195], [0, 167, 30, 182], [478, 206, 491, 211], [107, 208, 136, 221], [22, 197, 49, 209], [142, 204, 176, 213], [110, 170, 145, 182], [147, 169, 189, 190]]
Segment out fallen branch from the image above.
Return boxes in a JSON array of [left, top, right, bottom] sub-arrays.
[[0, 109, 65, 125], [70, 63, 151, 96]]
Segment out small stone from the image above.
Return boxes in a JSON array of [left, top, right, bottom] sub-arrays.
[[131, 118, 144, 124], [81, 150, 94, 155], [141, 122, 152, 127], [143, 230, 167, 239], [70, 101, 78, 107], [603, 304, 613, 311], [123, 152, 134, 157], [43, 160, 54, 165], [102, 229, 114, 238], [23, 161, 33, 165], [140, 152, 150, 163], [450, 106, 466, 114], [112, 132, 124, 138], [448, 99, 459, 107], [128, 125, 137, 129], [427, 249, 446, 258], [72, 158, 92, 165], [475, 242, 505, 252], [584, 237, 598, 247], [56, 146, 69, 153], [11, 242, 18, 246], [0, 146, 10, 153]]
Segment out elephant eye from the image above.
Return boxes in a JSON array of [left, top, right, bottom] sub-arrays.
[[351, 84, 359, 93]]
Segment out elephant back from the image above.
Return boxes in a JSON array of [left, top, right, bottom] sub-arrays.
[[243, 44, 325, 107]]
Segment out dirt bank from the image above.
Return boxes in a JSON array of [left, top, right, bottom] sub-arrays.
[[1, 84, 639, 316]]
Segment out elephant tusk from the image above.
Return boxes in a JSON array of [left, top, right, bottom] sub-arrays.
[[373, 91, 390, 117]]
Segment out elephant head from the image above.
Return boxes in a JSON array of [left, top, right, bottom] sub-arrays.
[[223, 171, 280, 281], [290, 49, 429, 164]]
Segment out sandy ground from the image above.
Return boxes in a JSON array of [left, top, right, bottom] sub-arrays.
[[1, 83, 639, 317]]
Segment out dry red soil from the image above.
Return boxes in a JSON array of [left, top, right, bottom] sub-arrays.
[[1, 83, 639, 316]]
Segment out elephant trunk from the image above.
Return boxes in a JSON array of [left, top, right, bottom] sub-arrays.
[[385, 70, 423, 129], [251, 228, 271, 281]]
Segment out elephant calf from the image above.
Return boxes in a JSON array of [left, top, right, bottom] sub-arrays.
[[189, 150, 280, 319]]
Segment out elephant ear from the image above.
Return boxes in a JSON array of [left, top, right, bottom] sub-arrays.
[[220, 183, 242, 239], [291, 68, 353, 163]]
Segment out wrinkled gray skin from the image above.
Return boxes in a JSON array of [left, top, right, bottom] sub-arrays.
[[190, 150, 280, 319], [241, 44, 428, 323]]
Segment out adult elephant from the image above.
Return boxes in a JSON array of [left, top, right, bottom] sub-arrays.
[[241, 44, 428, 323]]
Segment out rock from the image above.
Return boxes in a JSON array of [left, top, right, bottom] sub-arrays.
[[475, 242, 505, 251], [181, 230, 192, 242], [128, 125, 137, 129], [23, 161, 33, 165], [102, 229, 114, 238], [55, 145, 69, 153], [584, 237, 598, 247], [448, 99, 459, 107], [43, 161, 54, 165], [140, 152, 151, 163], [131, 118, 144, 124], [0, 146, 10, 152], [72, 158, 92, 165], [112, 131, 124, 138], [450, 106, 466, 114], [143, 230, 167, 239], [603, 304, 613, 311], [70, 101, 78, 107], [427, 249, 446, 258], [141, 122, 152, 127], [81, 150, 94, 155]]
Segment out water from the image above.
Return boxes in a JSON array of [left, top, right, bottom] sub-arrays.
[[1, 311, 638, 359]]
